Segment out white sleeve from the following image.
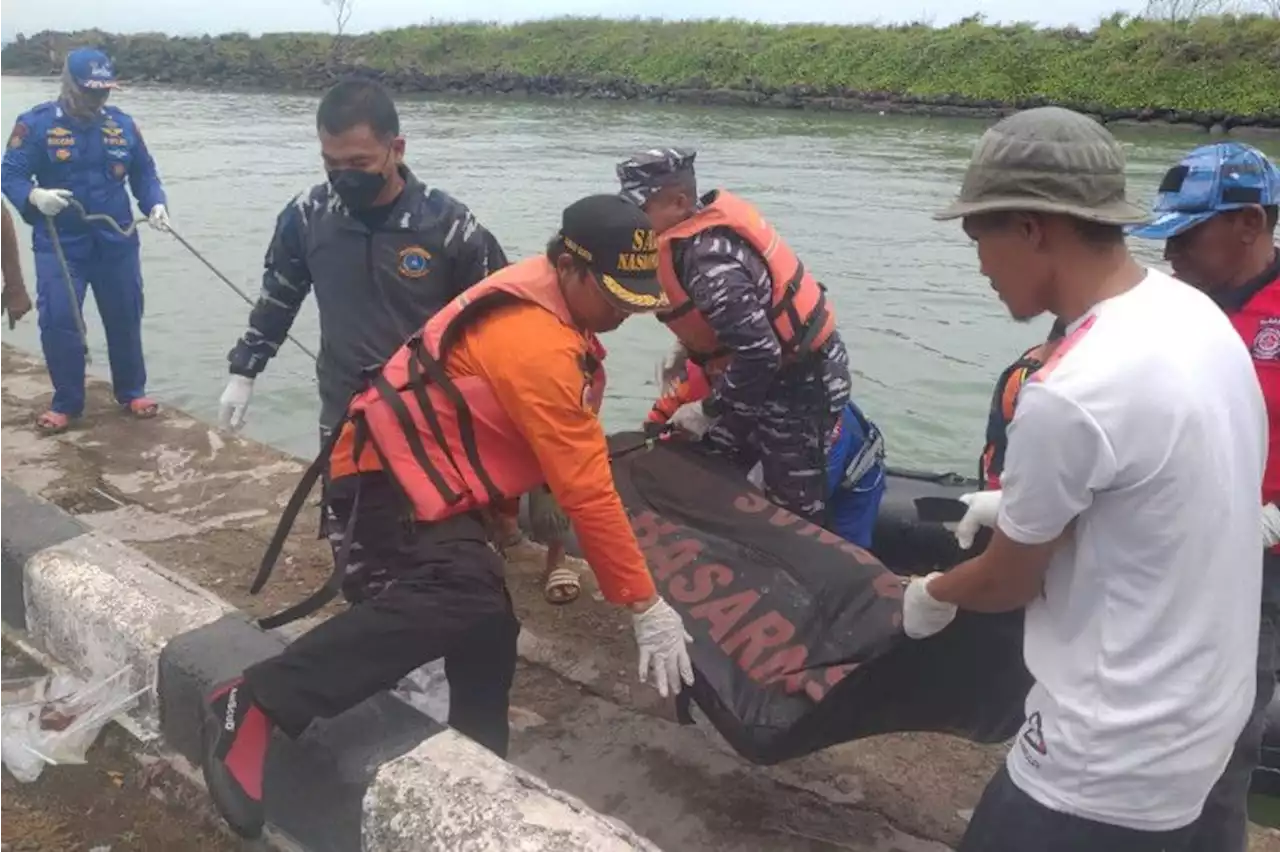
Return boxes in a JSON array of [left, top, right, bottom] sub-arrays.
[[996, 382, 1118, 545]]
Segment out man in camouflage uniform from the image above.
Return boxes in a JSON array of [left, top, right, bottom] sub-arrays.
[[617, 148, 852, 523]]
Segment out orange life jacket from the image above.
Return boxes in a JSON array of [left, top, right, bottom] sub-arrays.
[[251, 257, 606, 630], [655, 191, 836, 371], [979, 340, 1060, 490], [334, 255, 607, 522]]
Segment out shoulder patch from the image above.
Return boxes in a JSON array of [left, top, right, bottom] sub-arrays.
[[7, 122, 28, 150], [1028, 314, 1096, 385], [1251, 317, 1280, 362]]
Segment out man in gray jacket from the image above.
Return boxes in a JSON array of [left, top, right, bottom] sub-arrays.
[[219, 79, 507, 438]]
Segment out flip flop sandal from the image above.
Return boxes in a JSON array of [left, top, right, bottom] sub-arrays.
[[35, 411, 72, 434], [542, 563, 581, 606], [124, 397, 160, 419], [494, 528, 529, 556]]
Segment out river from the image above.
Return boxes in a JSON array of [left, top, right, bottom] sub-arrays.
[[4, 76, 1275, 470]]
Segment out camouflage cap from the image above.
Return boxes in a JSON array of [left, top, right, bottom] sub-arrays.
[[934, 107, 1148, 226], [1129, 142, 1280, 241], [616, 148, 697, 206]]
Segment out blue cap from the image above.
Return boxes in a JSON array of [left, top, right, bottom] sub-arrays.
[[66, 48, 118, 90], [1129, 142, 1279, 241]]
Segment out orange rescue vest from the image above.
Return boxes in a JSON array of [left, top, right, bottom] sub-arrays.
[[656, 191, 836, 371], [339, 255, 607, 522], [249, 257, 606, 629]]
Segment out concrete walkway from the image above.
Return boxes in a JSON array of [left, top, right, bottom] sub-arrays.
[[6, 344, 1278, 851]]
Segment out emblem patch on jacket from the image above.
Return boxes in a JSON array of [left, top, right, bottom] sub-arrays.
[[1253, 318, 1280, 362], [7, 122, 27, 149], [397, 246, 432, 279]]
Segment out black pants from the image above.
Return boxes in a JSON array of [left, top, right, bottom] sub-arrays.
[[959, 766, 1193, 852], [1185, 600, 1279, 852], [245, 474, 520, 758]]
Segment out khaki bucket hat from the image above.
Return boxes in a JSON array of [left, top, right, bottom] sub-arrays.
[[935, 106, 1149, 225]]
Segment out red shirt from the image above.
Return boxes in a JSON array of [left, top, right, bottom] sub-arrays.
[[1218, 251, 1280, 505]]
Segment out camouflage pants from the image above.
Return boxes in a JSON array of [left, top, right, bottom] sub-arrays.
[[705, 339, 851, 523]]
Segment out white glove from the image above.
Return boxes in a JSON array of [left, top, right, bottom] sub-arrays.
[[903, 572, 958, 639], [954, 490, 1002, 550], [148, 204, 170, 231], [1264, 504, 1280, 549], [657, 341, 689, 395], [28, 188, 73, 216], [631, 597, 695, 698], [219, 375, 254, 431], [670, 400, 712, 440]]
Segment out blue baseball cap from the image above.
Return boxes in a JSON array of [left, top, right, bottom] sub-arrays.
[[1129, 142, 1279, 241], [65, 48, 118, 90]]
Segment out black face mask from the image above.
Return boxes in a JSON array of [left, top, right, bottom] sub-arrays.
[[328, 167, 388, 211]]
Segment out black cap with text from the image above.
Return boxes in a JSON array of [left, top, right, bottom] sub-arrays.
[[559, 194, 669, 313]]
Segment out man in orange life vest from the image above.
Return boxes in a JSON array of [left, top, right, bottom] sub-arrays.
[[1130, 141, 1280, 852], [199, 194, 694, 839], [952, 317, 1066, 551], [977, 319, 1066, 490], [617, 148, 851, 524]]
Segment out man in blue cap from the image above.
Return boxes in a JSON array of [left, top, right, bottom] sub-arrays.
[[1, 47, 169, 433], [1130, 141, 1280, 852]]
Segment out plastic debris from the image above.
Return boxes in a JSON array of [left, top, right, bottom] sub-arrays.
[[1, 668, 147, 783]]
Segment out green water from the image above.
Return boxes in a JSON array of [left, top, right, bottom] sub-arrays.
[[4, 76, 1276, 468]]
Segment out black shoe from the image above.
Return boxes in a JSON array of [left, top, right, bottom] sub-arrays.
[[201, 677, 272, 839]]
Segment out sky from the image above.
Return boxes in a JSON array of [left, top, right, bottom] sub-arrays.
[[0, 0, 1155, 43]]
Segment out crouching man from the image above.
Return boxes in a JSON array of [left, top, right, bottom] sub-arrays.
[[200, 194, 694, 839]]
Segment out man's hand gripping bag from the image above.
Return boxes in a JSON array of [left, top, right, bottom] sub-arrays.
[[607, 432, 1031, 765]]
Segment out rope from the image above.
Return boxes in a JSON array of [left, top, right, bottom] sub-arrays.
[[43, 197, 318, 364], [163, 226, 319, 361]]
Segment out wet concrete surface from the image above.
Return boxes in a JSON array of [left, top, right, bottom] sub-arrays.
[[5, 344, 1280, 852]]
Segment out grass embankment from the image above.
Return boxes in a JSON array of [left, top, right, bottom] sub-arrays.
[[3, 16, 1280, 124]]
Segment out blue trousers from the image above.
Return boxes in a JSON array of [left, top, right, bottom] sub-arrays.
[[35, 242, 146, 416]]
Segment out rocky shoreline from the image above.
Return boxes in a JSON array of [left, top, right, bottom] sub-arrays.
[[7, 63, 1278, 137]]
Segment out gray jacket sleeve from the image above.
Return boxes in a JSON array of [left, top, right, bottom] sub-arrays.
[[228, 195, 312, 378]]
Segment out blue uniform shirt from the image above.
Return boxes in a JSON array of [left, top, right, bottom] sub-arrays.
[[824, 402, 887, 549], [1, 101, 166, 254]]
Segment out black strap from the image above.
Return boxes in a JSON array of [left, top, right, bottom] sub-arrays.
[[791, 291, 829, 355], [404, 342, 465, 481], [674, 688, 696, 725], [765, 262, 831, 356], [250, 422, 347, 596], [659, 299, 698, 322], [687, 345, 732, 367], [258, 482, 361, 630], [373, 372, 460, 505], [410, 346, 504, 506], [766, 262, 806, 323]]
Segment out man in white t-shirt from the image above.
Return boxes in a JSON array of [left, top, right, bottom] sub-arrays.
[[907, 106, 1267, 851]]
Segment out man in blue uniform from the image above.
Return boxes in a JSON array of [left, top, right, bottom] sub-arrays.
[[1, 48, 169, 433]]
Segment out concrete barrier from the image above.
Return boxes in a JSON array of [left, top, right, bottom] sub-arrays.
[[1, 477, 660, 851]]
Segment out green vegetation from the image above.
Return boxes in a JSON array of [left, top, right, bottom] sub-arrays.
[[4, 15, 1280, 120]]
